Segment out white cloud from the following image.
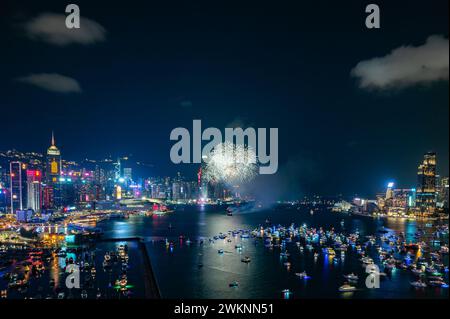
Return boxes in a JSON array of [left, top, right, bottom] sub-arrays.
[[351, 35, 449, 90], [24, 13, 106, 46], [16, 73, 82, 93]]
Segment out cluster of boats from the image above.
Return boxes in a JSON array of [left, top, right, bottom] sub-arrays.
[[0, 241, 136, 299], [199, 221, 448, 298]]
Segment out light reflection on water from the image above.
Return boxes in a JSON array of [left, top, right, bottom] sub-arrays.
[[99, 208, 448, 299]]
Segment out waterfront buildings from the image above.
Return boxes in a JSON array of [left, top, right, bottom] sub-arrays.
[[45, 133, 62, 209], [416, 152, 437, 214], [9, 161, 27, 214], [26, 169, 42, 212]]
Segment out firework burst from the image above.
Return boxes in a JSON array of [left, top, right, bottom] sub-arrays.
[[203, 142, 258, 184]]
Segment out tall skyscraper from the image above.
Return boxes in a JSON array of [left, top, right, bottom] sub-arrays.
[[416, 152, 437, 213], [123, 168, 132, 181], [26, 170, 42, 212], [10, 161, 27, 213], [437, 176, 449, 209], [45, 132, 62, 208]]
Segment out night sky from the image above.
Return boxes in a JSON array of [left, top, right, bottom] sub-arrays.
[[0, 0, 448, 198]]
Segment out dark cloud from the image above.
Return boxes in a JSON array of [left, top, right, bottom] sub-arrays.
[[24, 13, 106, 46], [351, 35, 449, 90], [16, 73, 82, 93]]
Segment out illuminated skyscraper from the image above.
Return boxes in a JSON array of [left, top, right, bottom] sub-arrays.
[[45, 132, 62, 208], [416, 152, 437, 213], [385, 182, 395, 200], [437, 176, 449, 209], [124, 168, 132, 181], [10, 161, 27, 213], [26, 170, 42, 212]]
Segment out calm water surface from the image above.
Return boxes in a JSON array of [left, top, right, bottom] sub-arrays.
[[99, 207, 449, 299]]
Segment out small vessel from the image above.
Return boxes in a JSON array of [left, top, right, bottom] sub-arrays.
[[410, 281, 427, 288], [295, 271, 310, 279], [218, 249, 224, 254], [229, 281, 239, 288], [241, 256, 251, 263], [282, 289, 292, 299], [344, 273, 358, 281], [339, 284, 356, 292]]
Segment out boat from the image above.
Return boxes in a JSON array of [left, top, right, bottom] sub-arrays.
[[339, 284, 356, 292], [361, 257, 374, 265], [241, 256, 251, 263], [229, 281, 239, 288], [282, 289, 292, 299], [218, 249, 224, 254], [410, 281, 427, 288], [295, 271, 310, 279], [344, 273, 358, 281]]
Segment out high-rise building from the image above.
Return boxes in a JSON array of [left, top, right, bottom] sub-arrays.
[[172, 182, 181, 201], [123, 168, 132, 181], [385, 182, 395, 200], [392, 188, 416, 208], [26, 169, 42, 212], [45, 132, 62, 208], [437, 176, 449, 209], [416, 152, 437, 213], [10, 161, 27, 213]]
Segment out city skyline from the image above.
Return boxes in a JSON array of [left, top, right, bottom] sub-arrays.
[[0, 1, 448, 197], [1, 132, 448, 207], [0, 0, 448, 306]]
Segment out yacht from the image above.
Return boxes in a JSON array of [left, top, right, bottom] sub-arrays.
[[339, 284, 356, 292], [241, 256, 251, 263], [295, 271, 310, 279], [344, 273, 358, 281], [410, 281, 427, 288]]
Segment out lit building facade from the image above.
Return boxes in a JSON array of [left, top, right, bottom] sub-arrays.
[[26, 169, 42, 212], [10, 161, 27, 213], [416, 152, 437, 213], [45, 132, 62, 208]]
